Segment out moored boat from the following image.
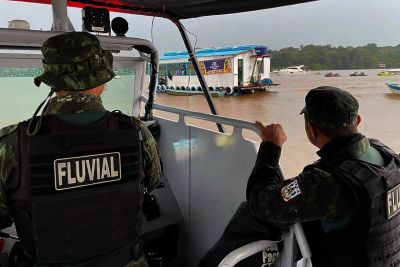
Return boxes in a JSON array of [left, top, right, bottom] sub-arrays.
[[272, 65, 307, 75], [165, 88, 225, 96], [325, 72, 341, 77], [386, 68, 400, 75], [158, 85, 263, 96], [378, 71, 395, 76], [385, 82, 400, 94], [350, 72, 367, 76]]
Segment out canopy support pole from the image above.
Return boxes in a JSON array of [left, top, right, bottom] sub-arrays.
[[51, 0, 74, 32], [174, 20, 224, 133]]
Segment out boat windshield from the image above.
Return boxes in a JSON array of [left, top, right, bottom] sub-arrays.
[[0, 66, 137, 129]]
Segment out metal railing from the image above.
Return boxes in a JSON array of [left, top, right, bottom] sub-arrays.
[[147, 98, 312, 267], [218, 223, 312, 267], [141, 97, 261, 136]]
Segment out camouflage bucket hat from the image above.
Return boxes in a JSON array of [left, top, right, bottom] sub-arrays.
[[34, 32, 115, 91], [300, 86, 359, 129]]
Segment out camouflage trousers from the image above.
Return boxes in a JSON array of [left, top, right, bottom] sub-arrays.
[[124, 256, 149, 267]]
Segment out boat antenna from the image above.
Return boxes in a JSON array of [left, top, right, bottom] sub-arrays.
[[151, 16, 155, 43], [184, 24, 199, 86], [183, 24, 199, 109]]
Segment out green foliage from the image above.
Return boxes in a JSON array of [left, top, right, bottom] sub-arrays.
[[269, 44, 400, 70]]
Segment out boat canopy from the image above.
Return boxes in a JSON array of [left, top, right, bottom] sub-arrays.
[[12, 0, 317, 20]]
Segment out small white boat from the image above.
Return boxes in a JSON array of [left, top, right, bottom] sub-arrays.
[[272, 65, 307, 75], [386, 68, 400, 75]]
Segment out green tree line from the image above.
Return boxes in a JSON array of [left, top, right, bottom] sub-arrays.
[[269, 43, 400, 70]]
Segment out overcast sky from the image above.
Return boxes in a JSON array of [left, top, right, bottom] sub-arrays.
[[0, 0, 399, 54]]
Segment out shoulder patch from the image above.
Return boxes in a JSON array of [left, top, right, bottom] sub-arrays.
[[0, 124, 18, 139], [281, 179, 302, 202]]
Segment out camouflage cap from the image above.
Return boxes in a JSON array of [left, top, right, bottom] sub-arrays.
[[34, 32, 115, 91], [300, 86, 359, 129]]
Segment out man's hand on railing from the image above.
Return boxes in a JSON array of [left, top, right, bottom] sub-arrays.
[[255, 121, 287, 147]]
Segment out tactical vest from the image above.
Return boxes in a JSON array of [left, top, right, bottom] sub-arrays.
[[304, 140, 400, 267], [10, 112, 144, 265]]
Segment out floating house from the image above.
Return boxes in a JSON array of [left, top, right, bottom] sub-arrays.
[[158, 45, 270, 90]]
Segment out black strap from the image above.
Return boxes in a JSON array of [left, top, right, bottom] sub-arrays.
[[27, 90, 55, 136], [31, 242, 143, 267], [80, 242, 144, 267]]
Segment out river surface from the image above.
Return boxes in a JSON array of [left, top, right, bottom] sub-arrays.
[[1, 68, 399, 178], [154, 69, 400, 177]]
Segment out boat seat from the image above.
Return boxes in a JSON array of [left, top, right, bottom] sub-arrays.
[[218, 223, 312, 267]]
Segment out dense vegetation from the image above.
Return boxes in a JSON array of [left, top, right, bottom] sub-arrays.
[[269, 43, 400, 71]]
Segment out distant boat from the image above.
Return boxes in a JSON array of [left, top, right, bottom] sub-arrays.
[[350, 72, 367, 77], [385, 82, 400, 94], [378, 71, 394, 76], [272, 65, 307, 75], [325, 72, 341, 77], [386, 68, 400, 75]]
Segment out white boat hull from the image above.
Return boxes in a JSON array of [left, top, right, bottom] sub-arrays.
[[272, 65, 307, 76], [272, 70, 307, 76], [390, 89, 400, 94]]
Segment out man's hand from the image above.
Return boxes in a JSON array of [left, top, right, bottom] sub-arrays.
[[255, 121, 287, 147]]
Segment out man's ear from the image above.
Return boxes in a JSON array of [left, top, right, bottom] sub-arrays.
[[307, 122, 317, 140], [356, 115, 361, 126]]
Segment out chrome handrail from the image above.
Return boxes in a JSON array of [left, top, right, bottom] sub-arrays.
[[218, 240, 278, 267], [141, 96, 262, 137], [218, 223, 312, 267]]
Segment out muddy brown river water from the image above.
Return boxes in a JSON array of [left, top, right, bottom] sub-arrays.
[[154, 69, 400, 177]]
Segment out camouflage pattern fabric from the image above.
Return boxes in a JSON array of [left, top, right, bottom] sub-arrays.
[[0, 93, 161, 267], [34, 32, 115, 91], [44, 93, 106, 114], [200, 134, 377, 266], [0, 124, 17, 229], [134, 116, 162, 192], [246, 135, 371, 224], [124, 256, 149, 267]]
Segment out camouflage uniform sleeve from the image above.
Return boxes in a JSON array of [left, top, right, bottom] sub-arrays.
[[137, 122, 161, 192], [0, 125, 18, 229], [246, 141, 356, 224]]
